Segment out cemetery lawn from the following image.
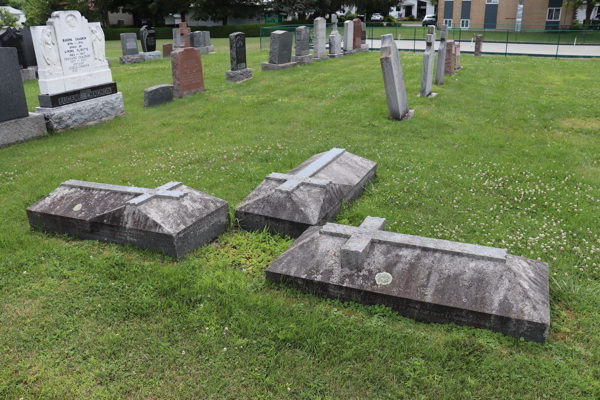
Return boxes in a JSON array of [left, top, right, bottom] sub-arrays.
[[2, 38, 599, 399]]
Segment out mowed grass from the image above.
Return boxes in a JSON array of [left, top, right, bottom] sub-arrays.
[[1, 38, 599, 399]]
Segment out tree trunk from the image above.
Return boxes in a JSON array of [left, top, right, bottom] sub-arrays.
[[222, 16, 228, 25], [584, 3, 594, 28]]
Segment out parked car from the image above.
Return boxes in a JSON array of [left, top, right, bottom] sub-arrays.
[[371, 13, 384, 21], [422, 14, 437, 26]]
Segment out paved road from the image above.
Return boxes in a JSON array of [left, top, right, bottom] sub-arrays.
[[361, 38, 600, 58]]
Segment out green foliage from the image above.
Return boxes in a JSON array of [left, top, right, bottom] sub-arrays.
[[0, 7, 19, 26], [407, 14, 416, 21], [190, 0, 262, 26], [383, 14, 396, 23]]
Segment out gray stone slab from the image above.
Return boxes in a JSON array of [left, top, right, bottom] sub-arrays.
[[268, 30, 293, 64], [295, 26, 309, 56], [144, 84, 173, 108], [420, 34, 435, 97], [21, 67, 37, 82], [329, 31, 343, 58], [142, 51, 161, 61], [436, 26, 448, 85], [202, 31, 212, 47], [229, 32, 247, 71], [119, 54, 145, 64], [27, 180, 228, 259], [0, 113, 47, 148], [0, 47, 29, 123], [343, 20, 353, 51], [225, 68, 252, 83], [120, 32, 138, 55], [36, 92, 124, 132], [266, 216, 551, 343], [380, 34, 412, 121], [261, 61, 297, 71], [313, 18, 327, 59], [291, 54, 313, 65], [236, 148, 376, 238]]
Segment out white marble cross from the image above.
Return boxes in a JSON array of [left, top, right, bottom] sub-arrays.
[[265, 148, 345, 192], [320, 216, 507, 270], [61, 180, 187, 206]]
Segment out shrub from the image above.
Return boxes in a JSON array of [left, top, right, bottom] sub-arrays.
[[408, 15, 416, 21], [346, 14, 358, 20], [384, 14, 396, 23], [570, 21, 584, 31]]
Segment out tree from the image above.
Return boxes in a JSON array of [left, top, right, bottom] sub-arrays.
[[564, 0, 599, 28], [268, 0, 316, 19], [190, 0, 263, 26], [0, 7, 19, 26]]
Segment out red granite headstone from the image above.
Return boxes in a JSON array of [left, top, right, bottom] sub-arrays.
[[353, 19, 362, 50], [171, 47, 204, 98], [163, 43, 173, 57]]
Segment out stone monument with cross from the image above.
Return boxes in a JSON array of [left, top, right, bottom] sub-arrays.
[[236, 148, 376, 238], [173, 22, 191, 48], [27, 179, 228, 258], [266, 216, 551, 343]]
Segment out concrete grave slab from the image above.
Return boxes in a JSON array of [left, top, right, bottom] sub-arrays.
[[236, 148, 376, 238], [27, 180, 228, 259], [266, 216, 551, 343]]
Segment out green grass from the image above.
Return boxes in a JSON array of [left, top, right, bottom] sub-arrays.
[[1, 38, 599, 399]]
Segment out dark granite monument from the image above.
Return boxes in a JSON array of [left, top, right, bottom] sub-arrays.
[[266, 216, 551, 343], [144, 84, 173, 108], [20, 27, 38, 68], [225, 32, 252, 83], [27, 180, 228, 259], [140, 25, 156, 52], [236, 148, 376, 238], [0, 27, 27, 68]]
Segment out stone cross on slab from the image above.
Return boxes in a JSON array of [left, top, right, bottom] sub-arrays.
[[320, 216, 508, 270], [175, 22, 190, 48], [61, 180, 187, 206], [265, 148, 345, 192]]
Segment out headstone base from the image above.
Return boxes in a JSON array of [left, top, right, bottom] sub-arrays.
[[312, 55, 329, 61], [261, 62, 297, 71], [36, 93, 125, 132], [344, 50, 357, 55], [144, 84, 173, 108], [390, 109, 415, 121], [291, 54, 313, 65], [225, 68, 253, 83], [39, 82, 118, 108], [0, 113, 47, 148], [119, 54, 145, 64], [21, 67, 37, 82], [141, 51, 161, 61], [329, 53, 344, 58]]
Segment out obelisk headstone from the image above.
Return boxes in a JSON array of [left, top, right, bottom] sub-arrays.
[[291, 26, 313, 65], [226, 32, 252, 83], [420, 34, 436, 98], [435, 26, 448, 85], [313, 17, 328, 61], [444, 40, 456, 76], [475, 34, 483, 56], [455, 42, 461, 69], [380, 34, 414, 121], [343, 20, 355, 54]]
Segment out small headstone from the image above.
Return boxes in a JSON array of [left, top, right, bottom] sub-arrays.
[[435, 26, 448, 85], [328, 31, 343, 58], [142, 51, 161, 61], [173, 22, 190, 48], [171, 47, 204, 98], [261, 30, 296, 71], [27, 180, 228, 259], [343, 20, 355, 54], [0, 47, 47, 147], [420, 34, 436, 98], [236, 148, 376, 238], [144, 84, 173, 108], [140, 25, 156, 52], [163, 43, 173, 57], [353, 18, 361, 50], [120, 32, 138, 56], [444, 40, 456, 76], [0, 27, 28, 68], [455, 42, 461, 69], [313, 17, 328, 61], [266, 216, 550, 343], [226, 32, 252, 83], [380, 34, 414, 121], [291, 26, 313, 65], [475, 34, 483, 56]]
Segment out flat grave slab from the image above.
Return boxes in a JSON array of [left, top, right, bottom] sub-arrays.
[[27, 180, 228, 258], [236, 148, 376, 238], [266, 217, 550, 343]]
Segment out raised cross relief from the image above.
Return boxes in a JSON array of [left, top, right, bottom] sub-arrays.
[[265, 148, 345, 193], [61, 180, 187, 206], [320, 216, 508, 270]]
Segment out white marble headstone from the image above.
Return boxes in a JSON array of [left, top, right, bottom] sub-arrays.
[[31, 11, 112, 95]]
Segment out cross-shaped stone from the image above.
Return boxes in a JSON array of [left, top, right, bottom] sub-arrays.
[[176, 22, 190, 48], [440, 26, 448, 41], [61, 180, 187, 206], [265, 147, 345, 192], [320, 216, 507, 270]]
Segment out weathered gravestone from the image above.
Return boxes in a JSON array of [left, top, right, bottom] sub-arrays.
[[0, 47, 47, 148], [328, 31, 343, 58], [140, 25, 156, 52], [291, 26, 313, 65], [420, 33, 436, 98], [173, 22, 190, 48], [261, 30, 297, 71], [435, 26, 448, 85], [444, 40, 456, 76], [353, 18, 362, 51], [171, 47, 204, 98], [236, 148, 376, 238], [455, 42, 461, 69], [119, 32, 144, 64], [475, 34, 483, 56], [27, 180, 228, 259], [313, 17, 328, 61], [331, 14, 338, 31], [144, 84, 173, 108], [163, 43, 173, 57], [31, 10, 124, 131], [380, 34, 414, 121], [343, 20, 355, 54], [266, 216, 551, 343], [226, 32, 252, 83]]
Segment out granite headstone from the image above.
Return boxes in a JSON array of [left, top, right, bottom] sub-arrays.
[[120, 32, 138, 56], [313, 17, 328, 61], [163, 43, 173, 57], [291, 26, 313, 65], [420, 34, 435, 97], [0, 27, 27, 68], [380, 34, 413, 121], [261, 30, 296, 71], [435, 26, 448, 85], [140, 25, 156, 52], [328, 31, 343, 58], [144, 84, 173, 108], [343, 20, 354, 54], [171, 47, 204, 98], [444, 40, 456, 76], [226, 32, 252, 83]]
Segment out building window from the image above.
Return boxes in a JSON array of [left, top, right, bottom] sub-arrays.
[[444, 19, 453, 28], [486, 0, 498, 3], [547, 8, 561, 21], [460, 19, 470, 28]]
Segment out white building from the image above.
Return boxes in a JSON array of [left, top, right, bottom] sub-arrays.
[[0, 6, 26, 26], [575, 2, 599, 22], [390, 1, 436, 20]]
